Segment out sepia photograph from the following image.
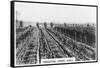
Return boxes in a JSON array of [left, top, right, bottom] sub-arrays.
[[11, 1, 98, 67]]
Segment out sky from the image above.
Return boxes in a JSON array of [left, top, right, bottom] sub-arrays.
[[15, 2, 96, 26]]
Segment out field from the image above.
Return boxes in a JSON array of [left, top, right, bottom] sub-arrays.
[[16, 22, 96, 65]]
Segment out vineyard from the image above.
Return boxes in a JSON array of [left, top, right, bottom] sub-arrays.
[[16, 22, 96, 65]]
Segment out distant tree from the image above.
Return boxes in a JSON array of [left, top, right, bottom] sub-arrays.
[[20, 20, 23, 27], [16, 11, 21, 21], [44, 22, 47, 28], [64, 23, 66, 27], [36, 22, 39, 28], [50, 22, 54, 28], [87, 24, 90, 27]]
